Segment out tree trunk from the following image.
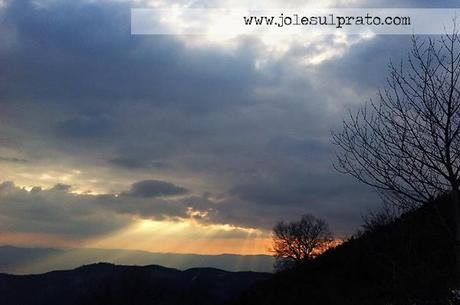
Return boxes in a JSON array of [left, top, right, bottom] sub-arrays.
[[453, 190, 460, 285]]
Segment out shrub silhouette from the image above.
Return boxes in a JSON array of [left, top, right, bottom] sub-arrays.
[[272, 214, 332, 271]]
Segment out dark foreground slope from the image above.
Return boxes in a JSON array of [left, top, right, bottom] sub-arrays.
[[0, 263, 271, 305], [234, 198, 457, 305]]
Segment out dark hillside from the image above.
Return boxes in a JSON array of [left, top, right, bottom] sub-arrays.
[[0, 263, 271, 305], [233, 197, 456, 305]]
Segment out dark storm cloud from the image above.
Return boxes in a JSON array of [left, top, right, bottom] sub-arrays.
[[229, 171, 371, 206], [122, 180, 188, 198], [0, 181, 129, 237], [56, 113, 117, 138], [0, 0, 264, 164], [267, 136, 331, 157], [0, 0, 257, 111], [108, 157, 171, 170], [325, 35, 458, 99], [0, 156, 28, 163], [109, 157, 147, 169], [1, 0, 448, 236], [204, 180, 378, 235], [0, 181, 209, 237], [50, 183, 72, 192]]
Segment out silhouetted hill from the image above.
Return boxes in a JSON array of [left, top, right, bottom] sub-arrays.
[[0, 263, 271, 305], [233, 196, 457, 305], [0, 246, 274, 274]]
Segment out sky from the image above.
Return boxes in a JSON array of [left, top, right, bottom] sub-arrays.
[[0, 0, 458, 255]]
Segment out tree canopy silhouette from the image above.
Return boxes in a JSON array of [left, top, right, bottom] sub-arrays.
[[332, 27, 460, 280], [333, 31, 460, 207], [272, 214, 332, 270]]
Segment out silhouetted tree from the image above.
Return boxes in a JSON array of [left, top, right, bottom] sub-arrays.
[[362, 204, 397, 233], [272, 214, 332, 270], [332, 26, 460, 280]]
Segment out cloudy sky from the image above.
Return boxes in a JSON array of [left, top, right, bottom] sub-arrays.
[[0, 0, 457, 255]]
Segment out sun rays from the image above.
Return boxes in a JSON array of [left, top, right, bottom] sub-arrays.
[[87, 218, 271, 255]]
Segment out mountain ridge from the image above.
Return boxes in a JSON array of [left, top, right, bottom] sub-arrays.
[[0, 262, 272, 305], [0, 245, 274, 274]]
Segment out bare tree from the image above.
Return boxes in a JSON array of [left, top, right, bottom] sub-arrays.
[[332, 27, 460, 279], [272, 214, 332, 270], [362, 203, 397, 233]]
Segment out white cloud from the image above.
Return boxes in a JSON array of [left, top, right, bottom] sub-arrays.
[[133, 0, 372, 68]]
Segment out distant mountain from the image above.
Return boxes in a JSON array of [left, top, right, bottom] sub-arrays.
[[0, 246, 274, 274], [0, 263, 272, 305]]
